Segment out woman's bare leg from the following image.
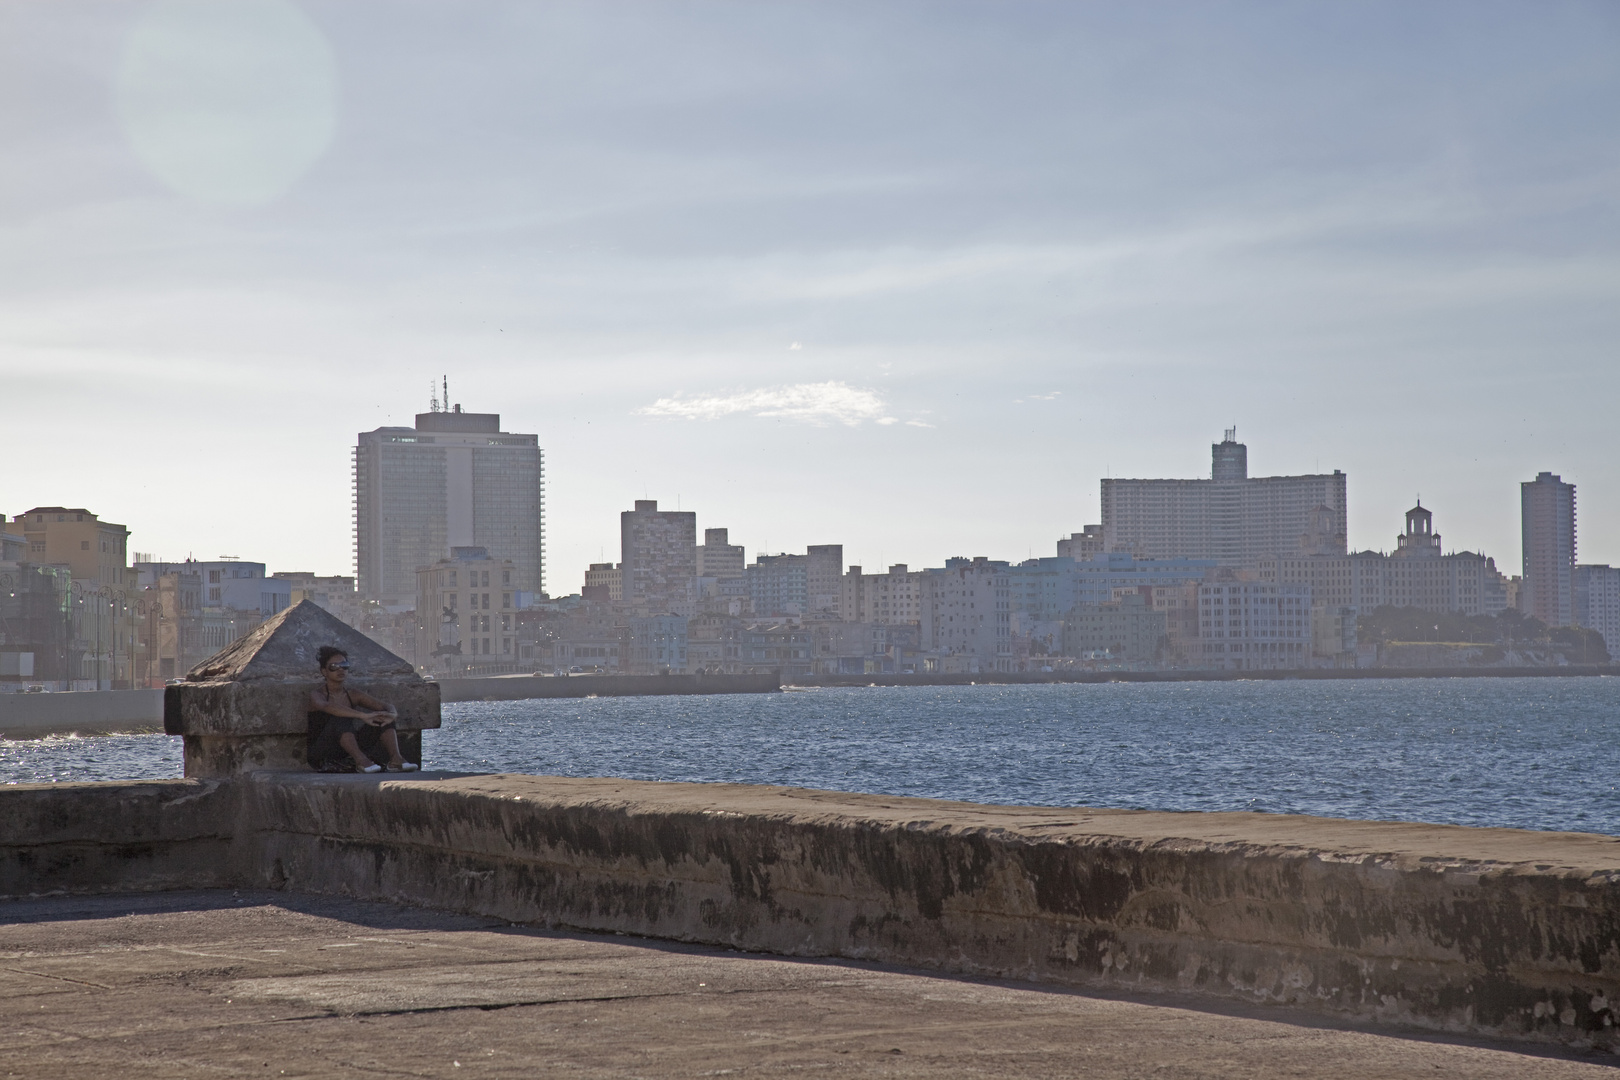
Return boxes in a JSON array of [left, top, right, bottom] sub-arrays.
[[380, 727, 406, 768], [338, 732, 374, 769]]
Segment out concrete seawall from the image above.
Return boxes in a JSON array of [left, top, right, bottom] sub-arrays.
[[4, 772, 1619, 1051], [0, 675, 779, 738], [794, 665, 1619, 687], [0, 688, 165, 738], [437, 672, 779, 702]]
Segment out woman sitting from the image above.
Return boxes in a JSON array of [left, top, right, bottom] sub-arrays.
[[308, 645, 418, 773]]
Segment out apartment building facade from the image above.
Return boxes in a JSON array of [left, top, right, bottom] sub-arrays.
[[355, 407, 545, 610]]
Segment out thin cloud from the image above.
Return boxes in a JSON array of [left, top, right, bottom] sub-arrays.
[[638, 381, 891, 426]]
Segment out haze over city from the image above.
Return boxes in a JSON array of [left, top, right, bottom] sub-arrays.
[[4, 1, 1619, 584]]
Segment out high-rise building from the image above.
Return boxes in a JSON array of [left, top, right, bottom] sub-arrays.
[[1574, 565, 1620, 655], [354, 407, 544, 610], [1521, 472, 1576, 627], [1100, 432, 1347, 565], [619, 500, 695, 613], [805, 544, 844, 614], [696, 528, 745, 578], [748, 554, 808, 616], [582, 562, 622, 601]]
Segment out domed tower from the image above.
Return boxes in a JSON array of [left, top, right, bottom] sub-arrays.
[[1394, 501, 1441, 558]]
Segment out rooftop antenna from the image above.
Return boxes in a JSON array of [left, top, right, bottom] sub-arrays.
[[443, 375, 449, 411], [430, 379, 439, 413], [1225, 426, 1237, 443]]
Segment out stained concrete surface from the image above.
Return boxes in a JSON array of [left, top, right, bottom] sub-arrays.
[[0, 891, 1613, 1079]]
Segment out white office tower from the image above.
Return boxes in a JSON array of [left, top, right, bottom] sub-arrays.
[[1101, 432, 1347, 565], [355, 407, 544, 610]]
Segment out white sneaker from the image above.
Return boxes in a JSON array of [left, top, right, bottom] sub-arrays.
[[360, 763, 383, 774], [400, 762, 419, 772]]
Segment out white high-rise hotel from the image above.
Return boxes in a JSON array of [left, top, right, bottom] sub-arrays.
[[1102, 431, 1348, 565], [354, 407, 544, 610]]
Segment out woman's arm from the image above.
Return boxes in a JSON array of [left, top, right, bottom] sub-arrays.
[[348, 689, 397, 718], [309, 689, 387, 720]]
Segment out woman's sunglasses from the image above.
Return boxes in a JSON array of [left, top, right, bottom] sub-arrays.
[[326, 661, 351, 671]]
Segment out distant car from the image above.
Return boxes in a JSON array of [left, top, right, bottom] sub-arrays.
[[568, 666, 582, 674], [165, 678, 186, 686], [23, 685, 46, 693]]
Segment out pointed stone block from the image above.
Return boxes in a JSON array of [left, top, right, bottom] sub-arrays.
[[164, 601, 440, 777]]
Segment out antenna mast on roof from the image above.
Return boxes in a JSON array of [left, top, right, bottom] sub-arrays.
[[1224, 426, 1237, 443], [443, 375, 449, 412], [430, 379, 439, 413]]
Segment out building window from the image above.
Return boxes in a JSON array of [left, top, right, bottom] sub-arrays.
[[81, 540, 90, 550]]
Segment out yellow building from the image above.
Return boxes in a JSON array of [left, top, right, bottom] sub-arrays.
[[6, 507, 137, 688], [8, 507, 132, 587]]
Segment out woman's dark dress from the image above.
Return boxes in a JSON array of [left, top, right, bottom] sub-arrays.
[[307, 706, 397, 772]]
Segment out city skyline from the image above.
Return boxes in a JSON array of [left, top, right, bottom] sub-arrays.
[[2, 3, 1617, 581]]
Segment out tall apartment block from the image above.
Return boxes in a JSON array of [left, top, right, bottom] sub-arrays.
[[620, 500, 696, 613], [805, 544, 844, 614], [1575, 565, 1620, 654], [1101, 432, 1347, 565], [696, 528, 745, 578], [354, 407, 544, 610], [1521, 471, 1576, 627]]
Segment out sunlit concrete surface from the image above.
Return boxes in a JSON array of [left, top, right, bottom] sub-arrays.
[[1, 891, 1613, 1079]]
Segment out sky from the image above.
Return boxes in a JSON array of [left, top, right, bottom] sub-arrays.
[[2, 1, 1617, 590]]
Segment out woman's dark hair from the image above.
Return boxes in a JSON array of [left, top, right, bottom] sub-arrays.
[[317, 646, 347, 671]]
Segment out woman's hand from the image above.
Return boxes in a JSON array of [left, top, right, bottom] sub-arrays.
[[366, 712, 392, 726]]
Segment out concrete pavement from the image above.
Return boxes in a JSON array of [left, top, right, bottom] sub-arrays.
[[1, 890, 1613, 1079]]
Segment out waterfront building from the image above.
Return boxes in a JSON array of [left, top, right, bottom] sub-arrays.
[[134, 559, 290, 616], [1062, 592, 1166, 664], [812, 621, 916, 676], [583, 562, 622, 601], [1251, 503, 1509, 618], [747, 553, 808, 617], [1111, 582, 1201, 662], [415, 546, 520, 675], [920, 557, 1013, 672], [740, 621, 813, 678], [1522, 471, 1577, 626], [687, 612, 744, 673], [620, 500, 695, 614], [8, 507, 132, 587], [1311, 605, 1359, 666], [1197, 580, 1313, 670], [838, 564, 923, 626], [355, 406, 545, 610], [0, 563, 73, 687], [6, 507, 138, 688], [696, 529, 745, 579], [1575, 564, 1620, 654], [1100, 431, 1347, 565], [806, 545, 844, 614], [628, 614, 688, 674], [274, 573, 362, 629], [1055, 525, 1104, 561], [1061, 552, 1217, 609]]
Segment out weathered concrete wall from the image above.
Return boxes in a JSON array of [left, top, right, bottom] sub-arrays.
[[438, 672, 780, 702], [5, 772, 1620, 1051], [794, 666, 1619, 687], [0, 688, 164, 738], [0, 779, 237, 896], [230, 774, 1620, 1049]]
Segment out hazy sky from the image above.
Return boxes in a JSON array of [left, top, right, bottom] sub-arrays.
[[3, 1, 1618, 590]]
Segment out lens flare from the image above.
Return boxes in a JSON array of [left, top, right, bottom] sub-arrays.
[[114, 0, 338, 205]]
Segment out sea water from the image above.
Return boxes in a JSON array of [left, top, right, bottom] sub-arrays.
[[3, 678, 1616, 835]]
